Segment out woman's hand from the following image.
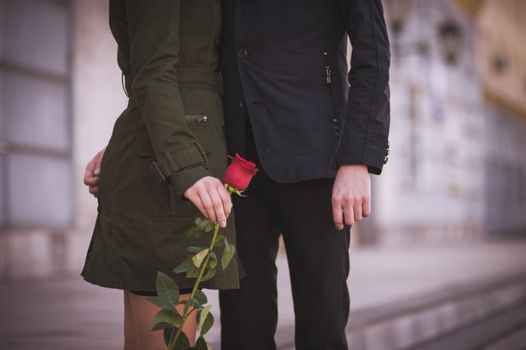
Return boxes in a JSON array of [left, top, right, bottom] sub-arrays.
[[184, 177, 232, 228], [84, 147, 106, 197]]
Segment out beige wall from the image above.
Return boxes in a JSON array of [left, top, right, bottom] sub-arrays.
[[73, 0, 127, 232]]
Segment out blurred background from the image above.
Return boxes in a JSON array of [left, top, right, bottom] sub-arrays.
[[0, 0, 525, 349]]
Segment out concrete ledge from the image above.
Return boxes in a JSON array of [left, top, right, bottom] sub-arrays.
[[346, 272, 526, 350], [416, 303, 526, 350], [0, 230, 90, 281]]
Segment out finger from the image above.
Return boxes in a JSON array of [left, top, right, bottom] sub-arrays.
[[363, 196, 371, 217], [217, 185, 233, 219], [354, 200, 363, 222], [198, 190, 217, 224], [83, 168, 94, 186], [332, 197, 344, 231], [186, 191, 207, 219], [343, 200, 355, 226], [83, 157, 98, 183], [209, 188, 227, 228], [84, 175, 99, 187], [89, 186, 98, 195]]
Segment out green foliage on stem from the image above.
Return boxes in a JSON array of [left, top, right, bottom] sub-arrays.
[[194, 336, 209, 350], [187, 246, 207, 253], [173, 259, 194, 274], [152, 309, 181, 331], [150, 188, 247, 349], [193, 289, 207, 306], [192, 248, 210, 268], [150, 272, 180, 311], [195, 217, 215, 232], [171, 329, 190, 349], [198, 305, 214, 336]]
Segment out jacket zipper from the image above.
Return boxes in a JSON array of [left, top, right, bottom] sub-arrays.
[[323, 52, 337, 117], [185, 114, 208, 124], [324, 51, 332, 85]]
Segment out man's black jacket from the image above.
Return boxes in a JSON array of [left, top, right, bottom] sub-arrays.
[[221, 0, 390, 182]]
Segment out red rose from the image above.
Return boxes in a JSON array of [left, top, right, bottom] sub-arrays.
[[223, 154, 259, 191]]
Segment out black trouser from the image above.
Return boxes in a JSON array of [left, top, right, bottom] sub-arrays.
[[219, 121, 351, 350]]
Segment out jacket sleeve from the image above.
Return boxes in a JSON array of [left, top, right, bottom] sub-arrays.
[[335, 0, 391, 175], [126, 0, 211, 196]]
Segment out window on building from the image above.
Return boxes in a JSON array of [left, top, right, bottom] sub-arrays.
[[0, 0, 73, 230]]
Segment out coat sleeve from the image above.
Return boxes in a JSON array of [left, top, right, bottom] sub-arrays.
[[126, 0, 212, 196], [335, 0, 391, 175]]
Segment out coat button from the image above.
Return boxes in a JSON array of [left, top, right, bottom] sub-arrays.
[[239, 48, 248, 57]]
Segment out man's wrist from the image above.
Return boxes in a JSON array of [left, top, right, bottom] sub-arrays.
[[337, 164, 368, 173]]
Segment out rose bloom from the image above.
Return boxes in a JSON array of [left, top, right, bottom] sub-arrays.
[[223, 154, 259, 191]]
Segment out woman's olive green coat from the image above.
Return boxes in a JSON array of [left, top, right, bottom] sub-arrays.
[[81, 0, 243, 292]]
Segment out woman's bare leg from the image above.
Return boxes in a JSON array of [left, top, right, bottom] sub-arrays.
[[128, 292, 197, 349], [123, 291, 138, 350]]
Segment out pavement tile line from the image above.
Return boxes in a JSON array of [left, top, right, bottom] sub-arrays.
[[347, 273, 526, 350], [2, 240, 526, 350]]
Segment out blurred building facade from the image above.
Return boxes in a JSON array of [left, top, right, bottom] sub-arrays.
[[0, 0, 525, 280], [361, 0, 526, 245]]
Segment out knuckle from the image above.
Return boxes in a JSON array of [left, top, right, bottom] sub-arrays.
[[204, 203, 213, 210]]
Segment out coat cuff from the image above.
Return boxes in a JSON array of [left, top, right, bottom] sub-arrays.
[[335, 140, 389, 176], [155, 142, 212, 197], [169, 164, 212, 198]]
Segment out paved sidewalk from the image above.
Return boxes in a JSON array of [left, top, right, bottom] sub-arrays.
[[1, 237, 525, 349]]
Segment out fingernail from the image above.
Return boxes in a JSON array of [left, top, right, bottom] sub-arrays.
[[221, 221, 227, 228]]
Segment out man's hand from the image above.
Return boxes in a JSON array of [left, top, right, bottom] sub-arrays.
[[184, 177, 233, 228], [332, 165, 371, 230], [83, 148, 106, 197]]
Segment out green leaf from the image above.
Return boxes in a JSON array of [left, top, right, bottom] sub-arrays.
[[214, 235, 225, 248], [186, 267, 200, 278], [184, 298, 199, 309], [155, 272, 179, 309], [193, 289, 207, 306], [200, 266, 216, 282], [173, 258, 194, 274], [195, 217, 210, 230], [152, 321, 174, 331], [184, 225, 204, 239], [152, 310, 176, 331], [221, 238, 236, 270], [148, 296, 175, 311], [187, 246, 206, 254], [194, 336, 208, 350], [173, 330, 190, 350], [205, 221, 215, 232], [201, 311, 214, 335], [208, 252, 217, 269], [198, 305, 212, 333], [192, 248, 210, 268], [163, 328, 176, 347]]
